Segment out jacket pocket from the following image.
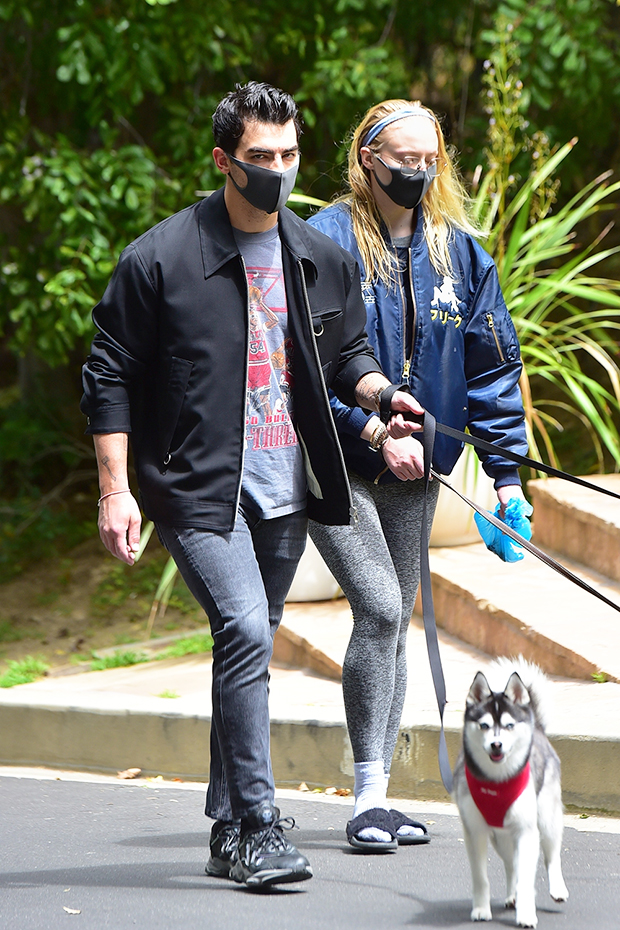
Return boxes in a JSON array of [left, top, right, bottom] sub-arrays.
[[312, 308, 344, 379], [311, 307, 343, 337], [159, 356, 194, 465], [485, 312, 519, 365]]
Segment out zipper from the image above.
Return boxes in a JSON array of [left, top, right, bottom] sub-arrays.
[[393, 243, 409, 381], [486, 312, 505, 363], [233, 255, 251, 521], [373, 464, 389, 485], [403, 248, 417, 381], [394, 244, 416, 382], [296, 257, 353, 517]]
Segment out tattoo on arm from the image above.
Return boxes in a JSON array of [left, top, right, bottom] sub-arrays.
[[101, 456, 117, 482], [355, 373, 389, 412]]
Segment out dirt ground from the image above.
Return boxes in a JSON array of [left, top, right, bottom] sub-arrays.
[[0, 534, 207, 674]]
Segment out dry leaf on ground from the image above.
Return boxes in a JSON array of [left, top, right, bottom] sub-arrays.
[[117, 768, 141, 780]]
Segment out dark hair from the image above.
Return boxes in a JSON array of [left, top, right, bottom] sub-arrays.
[[212, 81, 302, 154]]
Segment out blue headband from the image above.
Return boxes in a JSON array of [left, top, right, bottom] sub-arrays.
[[362, 108, 436, 148]]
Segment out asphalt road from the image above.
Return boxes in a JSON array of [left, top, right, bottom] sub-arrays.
[[1, 772, 618, 930]]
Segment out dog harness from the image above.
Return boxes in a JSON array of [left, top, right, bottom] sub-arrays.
[[465, 762, 531, 828]]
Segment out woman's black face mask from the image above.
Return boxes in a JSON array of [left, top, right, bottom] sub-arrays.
[[373, 156, 437, 210]]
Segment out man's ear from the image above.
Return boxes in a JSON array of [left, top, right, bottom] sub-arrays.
[[213, 147, 231, 175]]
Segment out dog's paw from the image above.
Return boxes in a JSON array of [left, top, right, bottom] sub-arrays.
[[549, 880, 569, 902], [470, 906, 492, 921], [504, 896, 516, 910], [515, 909, 537, 928], [550, 890, 568, 903]]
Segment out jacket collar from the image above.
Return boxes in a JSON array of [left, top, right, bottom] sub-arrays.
[[197, 187, 317, 279], [378, 202, 425, 251]]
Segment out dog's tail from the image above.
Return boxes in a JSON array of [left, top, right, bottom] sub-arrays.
[[486, 655, 549, 732]]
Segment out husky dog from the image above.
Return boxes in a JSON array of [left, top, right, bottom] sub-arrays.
[[453, 657, 568, 928]]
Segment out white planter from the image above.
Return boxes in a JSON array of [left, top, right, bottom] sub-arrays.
[[286, 536, 343, 602], [430, 447, 497, 547]]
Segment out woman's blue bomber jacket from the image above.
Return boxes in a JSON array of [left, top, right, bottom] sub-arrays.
[[306, 201, 528, 488]]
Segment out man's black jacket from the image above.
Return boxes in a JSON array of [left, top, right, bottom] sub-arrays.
[[81, 188, 382, 530]]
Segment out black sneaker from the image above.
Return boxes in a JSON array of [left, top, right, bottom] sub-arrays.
[[205, 820, 240, 878], [229, 802, 313, 888]]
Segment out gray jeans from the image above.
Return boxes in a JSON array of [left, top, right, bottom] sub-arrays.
[[309, 473, 439, 771], [157, 506, 307, 821]]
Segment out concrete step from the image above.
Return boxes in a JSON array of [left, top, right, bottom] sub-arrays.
[[423, 541, 620, 683], [277, 541, 620, 687], [529, 475, 620, 581], [273, 599, 352, 681]]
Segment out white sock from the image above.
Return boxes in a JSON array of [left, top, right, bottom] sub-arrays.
[[352, 761, 391, 843]]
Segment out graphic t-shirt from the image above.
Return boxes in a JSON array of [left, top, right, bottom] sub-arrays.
[[233, 225, 306, 519]]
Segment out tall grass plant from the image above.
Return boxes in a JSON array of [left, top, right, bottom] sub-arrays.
[[473, 23, 620, 471]]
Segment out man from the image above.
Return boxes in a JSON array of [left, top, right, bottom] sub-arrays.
[[81, 82, 425, 888]]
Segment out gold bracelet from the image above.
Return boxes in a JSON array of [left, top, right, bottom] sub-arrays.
[[369, 422, 388, 452]]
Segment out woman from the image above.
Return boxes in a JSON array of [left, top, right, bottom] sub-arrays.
[[307, 100, 529, 851]]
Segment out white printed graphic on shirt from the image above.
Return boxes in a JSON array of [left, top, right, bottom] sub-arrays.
[[245, 268, 297, 452]]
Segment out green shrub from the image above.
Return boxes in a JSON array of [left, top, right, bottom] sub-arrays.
[[156, 633, 213, 660], [0, 655, 49, 687], [89, 650, 148, 671]]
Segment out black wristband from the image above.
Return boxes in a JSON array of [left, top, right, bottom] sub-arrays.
[[379, 383, 411, 424]]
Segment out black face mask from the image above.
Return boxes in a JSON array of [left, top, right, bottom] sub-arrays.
[[373, 156, 437, 209], [228, 155, 299, 214]]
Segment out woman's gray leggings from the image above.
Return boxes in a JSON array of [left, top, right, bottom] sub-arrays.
[[309, 473, 439, 772]]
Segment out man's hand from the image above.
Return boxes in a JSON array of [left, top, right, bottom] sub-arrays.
[[98, 493, 142, 565], [382, 435, 425, 481]]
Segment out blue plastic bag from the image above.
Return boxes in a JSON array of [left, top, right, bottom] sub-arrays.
[[474, 497, 534, 562]]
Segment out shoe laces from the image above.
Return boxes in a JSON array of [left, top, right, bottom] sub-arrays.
[[251, 815, 297, 855], [218, 824, 240, 856]]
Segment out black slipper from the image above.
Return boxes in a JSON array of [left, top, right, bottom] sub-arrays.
[[390, 809, 431, 845], [346, 807, 398, 852]]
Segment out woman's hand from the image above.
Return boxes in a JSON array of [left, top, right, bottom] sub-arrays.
[[496, 484, 526, 518], [387, 392, 425, 438]]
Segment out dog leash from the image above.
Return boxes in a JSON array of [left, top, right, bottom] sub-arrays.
[[384, 395, 620, 794], [431, 469, 620, 614], [419, 411, 454, 793], [433, 420, 620, 501]]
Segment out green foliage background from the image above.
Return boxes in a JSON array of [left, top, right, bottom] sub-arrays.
[[2, 0, 620, 365], [1, 0, 620, 575]]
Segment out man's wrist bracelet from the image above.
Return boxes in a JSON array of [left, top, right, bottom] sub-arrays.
[[368, 422, 389, 452], [98, 489, 131, 507]]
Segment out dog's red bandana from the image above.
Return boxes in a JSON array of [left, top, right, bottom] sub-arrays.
[[465, 762, 531, 828]]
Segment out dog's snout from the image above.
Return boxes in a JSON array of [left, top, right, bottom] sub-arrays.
[[491, 741, 502, 753]]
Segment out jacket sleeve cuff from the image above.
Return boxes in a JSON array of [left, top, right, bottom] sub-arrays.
[[83, 403, 132, 435], [332, 356, 383, 410], [492, 469, 522, 491]]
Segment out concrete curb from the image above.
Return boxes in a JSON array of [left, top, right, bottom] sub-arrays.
[[1, 694, 619, 814]]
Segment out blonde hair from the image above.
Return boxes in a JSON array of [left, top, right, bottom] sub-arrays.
[[342, 99, 481, 287]]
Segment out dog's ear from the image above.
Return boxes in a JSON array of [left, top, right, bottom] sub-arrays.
[[467, 671, 492, 706], [504, 671, 531, 707]]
